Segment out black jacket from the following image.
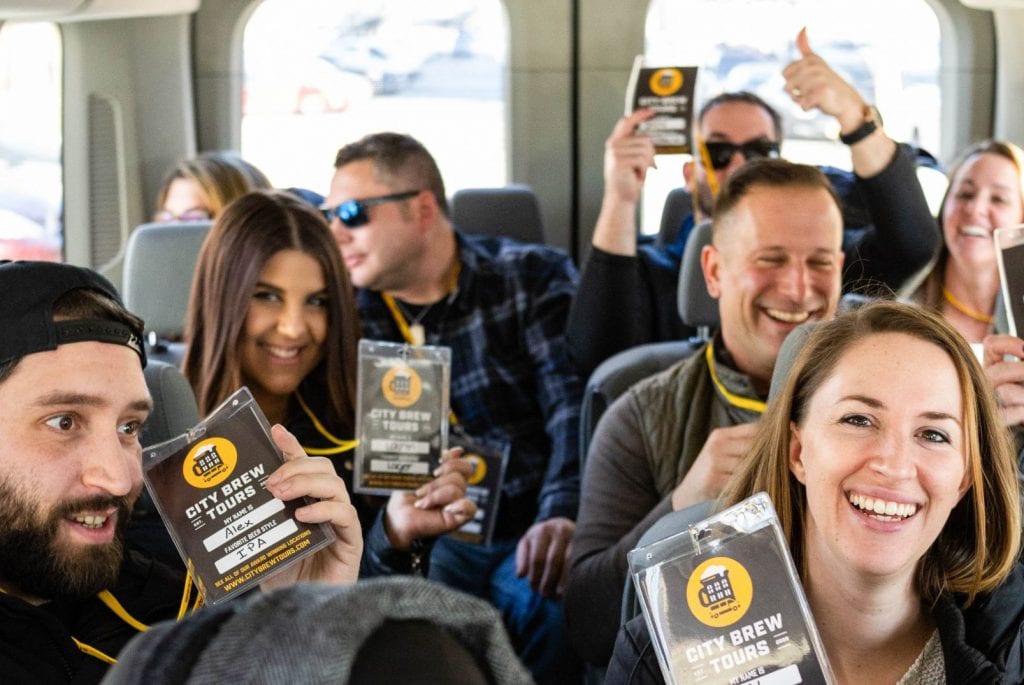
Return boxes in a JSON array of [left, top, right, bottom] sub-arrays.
[[0, 551, 184, 684]]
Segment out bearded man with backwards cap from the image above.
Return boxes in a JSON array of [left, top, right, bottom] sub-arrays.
[[0, 261, 363, 683]]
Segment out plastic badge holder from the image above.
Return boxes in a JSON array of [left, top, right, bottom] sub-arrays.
[[143, 386, 335, 605], [628, 493, 835, 685], [994, 224, 1024, 337], [355, 338, 451, 495], [447, 428, 510, 547]]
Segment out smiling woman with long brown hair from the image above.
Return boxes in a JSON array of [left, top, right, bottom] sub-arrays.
[[182, 189, 475, 577]]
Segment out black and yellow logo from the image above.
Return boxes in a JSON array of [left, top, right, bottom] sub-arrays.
[[464, 453, 487, 485], [686, 556, 753, 627], [649, 68, 684, 97], [381, 365, 422, 408], [183, 437, 238, 489]]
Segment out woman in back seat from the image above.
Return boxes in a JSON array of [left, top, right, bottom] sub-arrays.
[[153, 151, 271, 223], [904, 140, 1024, 344]]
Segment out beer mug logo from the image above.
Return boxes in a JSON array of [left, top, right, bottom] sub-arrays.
[[649, 67, 683, 96], [183, 437, 238, 489], [381, 365, 422, 408], [686, 556, 753, 627], [192, 444, 223, 477], [698, 566, 735, 607]]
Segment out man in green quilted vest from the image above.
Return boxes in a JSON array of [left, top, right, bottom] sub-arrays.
[[565, 158, 845, 667]]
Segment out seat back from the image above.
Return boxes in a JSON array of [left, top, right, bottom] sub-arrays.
[[129, 359, 201, 570], [451, 184, 544, 243], [579, 221, 716, 467], [677, 219, 718, 335], [579, 340, 700, 469], [122, 221, 211, 340], [655, 187, 694, 248], [767, 321, 821, 404], [140, 360, 200, 448], [619, 500, 716, 628]]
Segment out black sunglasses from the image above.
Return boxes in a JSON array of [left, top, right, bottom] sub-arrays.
[[702, 139, 781, 170], [320, 190, 421, 228]]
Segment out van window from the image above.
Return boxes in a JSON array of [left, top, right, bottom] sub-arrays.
[[641, 0, 941, 233], [241, 0, 509, 195], [0, 22, 62, 261]]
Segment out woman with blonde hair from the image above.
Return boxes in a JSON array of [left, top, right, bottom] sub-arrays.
[[154, 151, 272, 222], [609, 301, 1024, 683], [906, 140, 1024, 343]]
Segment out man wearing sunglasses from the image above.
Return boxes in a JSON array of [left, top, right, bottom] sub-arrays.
[[323, 132, 584, 684], [566, 29, 938, 379]]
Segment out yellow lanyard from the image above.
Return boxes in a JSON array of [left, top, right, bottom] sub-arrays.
[[696, 137, 720, 197], [296, 390, 359, 455], [381, 293, 424, 346], [2, 568, 201, 665], [705, 344, 766, 414], [379, 265, 461, 426], [381, 261, 461, 347]]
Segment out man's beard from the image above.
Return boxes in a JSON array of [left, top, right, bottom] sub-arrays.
[[695, 176, 716, 218], [0, 477, 133, 600]]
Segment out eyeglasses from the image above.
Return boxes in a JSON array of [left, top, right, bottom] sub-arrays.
[[702, 139, 781, 170], [320, 190, 421, 228], [153, 208, 212, 223]]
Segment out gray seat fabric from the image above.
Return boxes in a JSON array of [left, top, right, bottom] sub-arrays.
[[655, 186, 693, 248], [579, 340, 701, 468], [677, 219, 718, 334], [579, 219, 717, 468], [129, 360, 200, 571], [140, 360, 200, 449], [767, 321, 820, 404], [122, 221, 211, 340], [619, 500, 715, 629], [451, 184, 544, 244]]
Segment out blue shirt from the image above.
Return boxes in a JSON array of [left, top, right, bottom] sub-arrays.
[[356, 231, 583, 539]]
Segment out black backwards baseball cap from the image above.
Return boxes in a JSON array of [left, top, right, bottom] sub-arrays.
[[0, 261, 146, 368]]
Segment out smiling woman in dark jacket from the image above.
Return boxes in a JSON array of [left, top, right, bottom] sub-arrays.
[[608, 301, 1024, 684]]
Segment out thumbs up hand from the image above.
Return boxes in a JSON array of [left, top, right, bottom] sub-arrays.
[[782, 27, 867, 131]]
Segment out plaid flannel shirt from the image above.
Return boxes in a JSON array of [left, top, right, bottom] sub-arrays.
[[356, 231, 583, 539]]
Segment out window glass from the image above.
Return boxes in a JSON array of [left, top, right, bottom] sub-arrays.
[[242, 0, 508, 196], [0, 22, 62, 261], [642, 0, 941, 233]]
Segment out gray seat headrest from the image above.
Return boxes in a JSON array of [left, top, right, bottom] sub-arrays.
[[122, 221, 211, 339], [677, 220, 718, 328], [451, 184, 544, 244]]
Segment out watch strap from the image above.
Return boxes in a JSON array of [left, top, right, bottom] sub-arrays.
[[840, 106, 879, 145]]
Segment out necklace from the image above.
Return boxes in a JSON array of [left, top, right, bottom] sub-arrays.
[[382, 258, 461, 346], [387, 299, 435, 346], [942, 286, 994, 325]]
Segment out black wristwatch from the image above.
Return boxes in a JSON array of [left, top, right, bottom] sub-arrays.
[[839, 105, 880, 145]]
